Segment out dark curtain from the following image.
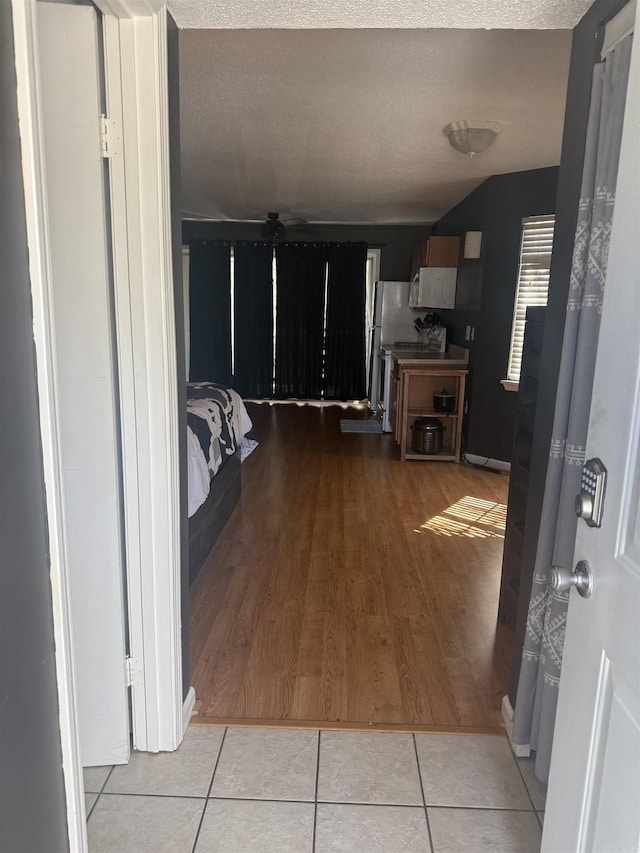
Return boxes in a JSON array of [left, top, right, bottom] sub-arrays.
[[188, 241, 231, 384], [233, 242, 274, 397], [274, 243, 327, 398], [324, 242, 367, 400]]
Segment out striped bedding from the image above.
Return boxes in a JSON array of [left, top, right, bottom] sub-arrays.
[[186, 383, 253, 517]]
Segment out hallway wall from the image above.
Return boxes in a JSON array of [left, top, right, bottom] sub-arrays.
[[0, 3, 69, 849]]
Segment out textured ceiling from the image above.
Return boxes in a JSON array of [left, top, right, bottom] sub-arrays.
[[179, 28, 572, 224], [168, 0, 593, 30]]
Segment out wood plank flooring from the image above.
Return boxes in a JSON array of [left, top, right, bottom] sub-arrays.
[[190, 403, 513, 732]]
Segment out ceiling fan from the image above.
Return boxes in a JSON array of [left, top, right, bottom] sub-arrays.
[[261, 211, 285, 239], [261, 211, 311, 240]]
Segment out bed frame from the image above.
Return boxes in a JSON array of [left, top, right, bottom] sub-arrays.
[[188, 451, 241, 585]]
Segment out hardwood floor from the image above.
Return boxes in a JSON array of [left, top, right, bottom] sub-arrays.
[[190, 402, 513, 732]]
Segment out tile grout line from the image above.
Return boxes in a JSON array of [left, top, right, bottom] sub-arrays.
[[312, 729, 321, 853], [406, 804, 546, 814], [85, 763, 116, 822], [102, 765, 116, 792], [85, 796, 98, 822], [206, 795, 314, 804], [315, 800, 426, 809], [511, 750, 545, 825], [413, 734, 435, 853], [90, 792, 327, 805], [190, 726, 228, 853], [179, 796, 540, 812], [95, 791, 209, 801]]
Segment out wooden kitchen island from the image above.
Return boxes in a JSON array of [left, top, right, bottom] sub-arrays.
[[390, 345, 469, 462]]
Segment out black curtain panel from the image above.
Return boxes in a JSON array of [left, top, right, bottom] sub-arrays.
[[233, 242, 274, 397], [324, 242, 368, 400], [188, 241, 231, 384], [274, 243, 328, 399]]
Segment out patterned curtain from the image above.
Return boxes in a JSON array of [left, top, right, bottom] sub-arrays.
[[511, 35, 633, 782]]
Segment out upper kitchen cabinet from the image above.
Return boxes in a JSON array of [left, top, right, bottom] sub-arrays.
[[426, 236, 460, 268], [409, 236, 460, 309], [410, 236, 459, 278]]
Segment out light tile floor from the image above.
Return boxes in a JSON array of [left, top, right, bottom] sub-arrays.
[[85, 727, 546, 853]]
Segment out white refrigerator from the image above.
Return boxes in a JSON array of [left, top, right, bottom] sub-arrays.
[[368, 281, 417, 419], [368, 280, 447, 431]]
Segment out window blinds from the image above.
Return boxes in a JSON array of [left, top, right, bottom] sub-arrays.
[[507, 214, 555, 383]]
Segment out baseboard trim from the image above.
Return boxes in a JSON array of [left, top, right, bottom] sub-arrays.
[[465, 454, 512, 473], [182, 687, 196, 736], [502, 695, 531, 757]]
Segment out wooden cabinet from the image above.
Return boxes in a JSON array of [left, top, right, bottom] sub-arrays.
[[389, 364, 400, 439], [410, 236, 460, 308], [498, 307, 546, 627], [410, 235, 460, 279], [392, 351, 468, 462], [426, 236, 460, 267]]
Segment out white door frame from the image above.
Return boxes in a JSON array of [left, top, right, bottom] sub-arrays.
[[96, 0, 186, 754], [12, 0, 183, 849]]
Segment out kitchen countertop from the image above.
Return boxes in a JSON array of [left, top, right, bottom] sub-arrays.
[[384, 343, 469, 368]]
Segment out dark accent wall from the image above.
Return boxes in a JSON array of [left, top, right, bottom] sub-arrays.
[[433, 167, 559, 463], [0, 4, 69, 850], [168, 14, 190, 701], [508, 0, 628, 704], [182, 221, 431, 282]]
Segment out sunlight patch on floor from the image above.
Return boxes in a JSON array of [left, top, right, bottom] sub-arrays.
[[416, 496, 507, 538]]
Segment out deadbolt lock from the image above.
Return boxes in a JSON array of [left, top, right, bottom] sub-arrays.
[[576, 458, 607, 528]]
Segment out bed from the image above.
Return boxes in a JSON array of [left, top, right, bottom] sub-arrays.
[[187, 382, 255, 584]]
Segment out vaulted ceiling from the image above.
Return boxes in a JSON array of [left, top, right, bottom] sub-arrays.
[[171, 1, 588, 225]]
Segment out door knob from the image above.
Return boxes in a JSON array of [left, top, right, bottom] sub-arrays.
[[551, 560, 593, 598]]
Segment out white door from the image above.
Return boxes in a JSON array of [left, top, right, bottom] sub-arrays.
[[37, 3, 130, 766], [542, 17, 640, 853]]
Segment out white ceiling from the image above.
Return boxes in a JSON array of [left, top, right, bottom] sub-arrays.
[[168, 0, 592, 30], [179, 28, 572, 224]]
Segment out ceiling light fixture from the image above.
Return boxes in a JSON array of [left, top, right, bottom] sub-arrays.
[[443, 121, 503, 157]]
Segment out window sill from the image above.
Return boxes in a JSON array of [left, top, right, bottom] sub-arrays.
[[501, 379, 519, 393]]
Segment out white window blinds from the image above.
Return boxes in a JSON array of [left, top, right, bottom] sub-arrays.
[[507, 214, 556, 382]]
